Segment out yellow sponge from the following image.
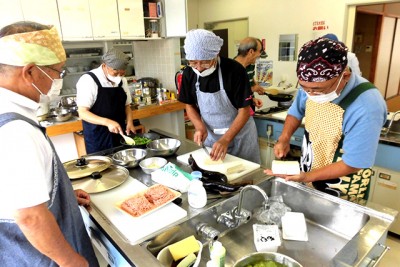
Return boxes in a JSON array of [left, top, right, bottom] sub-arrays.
[[168, 235, 200, 261], [177, 253, 197, 267]]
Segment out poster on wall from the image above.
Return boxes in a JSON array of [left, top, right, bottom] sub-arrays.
[[255, 60, 273, 87]]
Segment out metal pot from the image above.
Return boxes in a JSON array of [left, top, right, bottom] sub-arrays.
[[233, 252, 303, 267]]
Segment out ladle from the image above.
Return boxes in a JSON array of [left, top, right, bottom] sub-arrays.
[[120, 133, 135, 145]]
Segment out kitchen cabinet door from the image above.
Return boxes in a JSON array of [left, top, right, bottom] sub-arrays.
[[20, 0, 62, 37], [0, 0, 24, 29], [57, 0, 93, 41], [163, 0, 187, 37], [117, 0, 145, 39], [89, 0, 120, 40]]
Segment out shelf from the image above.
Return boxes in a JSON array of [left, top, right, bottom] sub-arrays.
[[67, 55, 102, 60], [144, 17, 161, 20]]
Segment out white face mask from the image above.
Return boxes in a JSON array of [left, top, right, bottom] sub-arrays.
[[106, 68, 123, 84], [32, 83, 50, 116], [36, 66, 64, 97], [192, 66, 216, 77], [306, 73, 344, 104]]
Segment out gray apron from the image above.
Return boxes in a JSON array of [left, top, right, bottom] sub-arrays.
[[0, 112, 99, 267], [195, 60, 260, 163]]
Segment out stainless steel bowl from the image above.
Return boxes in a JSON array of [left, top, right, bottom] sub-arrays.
[[48, 108, 72, 122], [233, 252, 303, 267], [112, 148, 147, 168], [139, 157, 167, 174], [146, 138, 181, 156]]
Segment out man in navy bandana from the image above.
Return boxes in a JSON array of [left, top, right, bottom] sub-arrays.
[[265, 37, 387, 202]]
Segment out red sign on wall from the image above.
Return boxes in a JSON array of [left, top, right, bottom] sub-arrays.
[[312, 20, 329, 31]]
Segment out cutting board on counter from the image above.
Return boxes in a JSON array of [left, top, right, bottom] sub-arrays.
[[177, 149, 260, 182], [90, 178, 187, 245]]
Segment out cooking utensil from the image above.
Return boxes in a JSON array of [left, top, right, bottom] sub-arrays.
[[63, 156, 112, 179], [233, 252, 303, 267], [264, 92, 294, 102], [201, 143, 211, 157], [120, 132, 160, 148], [263, 88, 279, 95], [47, 107, 72, 122], [112, 148, 147, 168], [120, 133, 135, 145], [70, 165, 129, 193], [139, 157, 168, 174], [146, 138, 181, 156]]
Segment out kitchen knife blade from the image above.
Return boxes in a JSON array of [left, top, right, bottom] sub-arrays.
[[201, 143, 211, 157]]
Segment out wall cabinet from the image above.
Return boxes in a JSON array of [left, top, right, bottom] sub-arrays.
[[162, 0, 187, 37], [118, 0, 145, 39], [89, 0, 121, 40], [57, 0, 93, 41]]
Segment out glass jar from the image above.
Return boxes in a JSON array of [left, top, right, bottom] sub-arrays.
[[149, 19, 159, 38]]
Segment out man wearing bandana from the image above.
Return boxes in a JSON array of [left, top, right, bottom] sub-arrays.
[[265, 37, 387, 202], [179, 29, 260, 163], [0, 22, 99, 266]]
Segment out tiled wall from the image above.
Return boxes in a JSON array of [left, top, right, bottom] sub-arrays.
[[133, 38, 181, 91]]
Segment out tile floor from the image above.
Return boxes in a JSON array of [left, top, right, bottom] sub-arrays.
[[94, 233, 400, 266]]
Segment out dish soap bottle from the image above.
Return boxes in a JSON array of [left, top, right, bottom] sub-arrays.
[[188, 171, 207, 208], [209, 240, 226, 267]]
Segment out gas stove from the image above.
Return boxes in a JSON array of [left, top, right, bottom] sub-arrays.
[[255, 106, 288, 115]]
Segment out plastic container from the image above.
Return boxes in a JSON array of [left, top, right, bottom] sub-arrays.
[[253, 224, 281, 252], [188, 171, 207, 208], [209, 241, 226, 267]]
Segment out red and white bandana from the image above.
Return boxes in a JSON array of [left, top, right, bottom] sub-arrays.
[[297, 37, 348, 82]]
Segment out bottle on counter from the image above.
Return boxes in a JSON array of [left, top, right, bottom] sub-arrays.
[[209, 241, 226, 267], [188, 171, 207, 208]]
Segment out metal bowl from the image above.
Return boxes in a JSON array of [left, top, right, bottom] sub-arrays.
[[139, 157, 167, 174], [146, 138, 181, 156], [112, 148, 147, 168], [48, 107, 72, 122], [120, 133, 160, 148], [233, 252, 303, 267]]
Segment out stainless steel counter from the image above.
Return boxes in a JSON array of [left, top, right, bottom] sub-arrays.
[[83, 129, 267, 266]]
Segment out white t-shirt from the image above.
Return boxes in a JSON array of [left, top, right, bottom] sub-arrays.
[[0, 88, 53, 219], [76, 66, 132, 108]]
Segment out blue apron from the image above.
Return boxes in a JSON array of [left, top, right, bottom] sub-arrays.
[[0, 112, 99, 267], [82, 72, 127, 154], [195, 59, 260, 163]]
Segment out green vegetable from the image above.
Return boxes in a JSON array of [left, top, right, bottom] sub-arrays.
[[131, 136, 152, 145], [244, 260, 287, 267]]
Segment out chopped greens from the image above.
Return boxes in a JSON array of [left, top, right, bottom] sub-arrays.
[[130, 136, 152, 145], [244, 260, 287, 267]]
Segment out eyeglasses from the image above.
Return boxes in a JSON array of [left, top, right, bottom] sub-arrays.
[[301, 74, 344, 95], [187, 59, 215, 69], [44, 66, 67, 79]]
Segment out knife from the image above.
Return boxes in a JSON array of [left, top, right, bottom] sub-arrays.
[[201, 143, 211, 157]]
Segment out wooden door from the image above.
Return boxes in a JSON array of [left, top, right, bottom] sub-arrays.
[[213, 29, 228, 58]]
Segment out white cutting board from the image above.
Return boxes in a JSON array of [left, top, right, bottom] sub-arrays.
[[90, 178, 187, 245], [177, 149, 260, 182]]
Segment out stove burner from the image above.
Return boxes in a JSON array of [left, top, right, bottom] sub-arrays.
[[255, 106, 287, 115]]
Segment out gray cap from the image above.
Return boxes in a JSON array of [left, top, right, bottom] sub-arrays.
[[102, 48, 130, 70]]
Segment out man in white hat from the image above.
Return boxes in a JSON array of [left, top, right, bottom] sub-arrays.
[[76, 48, 135, 154], [0, 21, 98, 266], [179, 29, 260, 163]]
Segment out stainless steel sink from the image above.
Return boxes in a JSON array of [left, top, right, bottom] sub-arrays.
[[144, 177, 397, 267]]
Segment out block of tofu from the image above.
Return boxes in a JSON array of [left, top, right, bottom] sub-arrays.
[[271, 160, 300, 175]]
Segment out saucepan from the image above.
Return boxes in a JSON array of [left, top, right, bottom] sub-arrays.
[[264, 92, 294, 102]]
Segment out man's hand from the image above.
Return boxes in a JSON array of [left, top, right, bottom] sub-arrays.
[[210, 138, 229, 161], [105, 119, 122, 134], [194, 129, 208, 145], [253, 98, 263, 108], [274, 140, 290, 159], [74, 189, 91, 211], [264, 169, 307, 182], [251, 84, 265, 95]]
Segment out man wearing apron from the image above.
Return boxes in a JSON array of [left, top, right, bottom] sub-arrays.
[[77, 48, 135, 154], [179, 29, 261, 164], [0, 21, 99, 266], [266, 37, 386, 202]]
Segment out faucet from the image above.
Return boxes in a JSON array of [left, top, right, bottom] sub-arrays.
[[217, 185, 268, 228], [382, 111, 400, 135]]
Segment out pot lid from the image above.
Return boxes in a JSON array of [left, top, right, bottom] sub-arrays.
[[70, 165, 129, 193], [64, 156, 112, 179]]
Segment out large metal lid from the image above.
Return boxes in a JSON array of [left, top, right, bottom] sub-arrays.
[[70, 165, 129, 193], [64, 156, 112, 179]]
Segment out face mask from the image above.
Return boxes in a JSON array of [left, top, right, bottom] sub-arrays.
[[192, 66, 216, 77], [106, 68, 123, 84], [307, 73, 344, 104], [32, 83, 50, 116], [48, 78, 63, 97]]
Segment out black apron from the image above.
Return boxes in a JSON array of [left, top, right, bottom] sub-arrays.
[[0, 112, 99, 267], [82, 72, 127, 154]]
